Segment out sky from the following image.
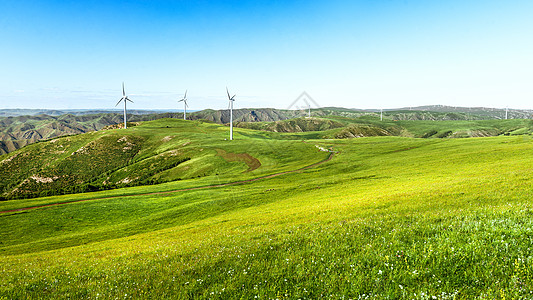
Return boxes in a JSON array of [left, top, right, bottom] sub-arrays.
[[0, 0, 532, 110]]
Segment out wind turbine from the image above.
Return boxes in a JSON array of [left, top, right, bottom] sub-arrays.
[[300, 97, 311, 118], [226, 87, 236, 140], [380, 108, 383, 121], [116, 82, 133, 129], [178, 90, 188, 120], [505, 106, 509, 120]]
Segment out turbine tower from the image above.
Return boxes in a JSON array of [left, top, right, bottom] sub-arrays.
[[178, 90, 188, 120], [116, 82, 133, 129], [505, 107, 509, 120], [380, 108, 383, 121], [226, 87, 236, 140]]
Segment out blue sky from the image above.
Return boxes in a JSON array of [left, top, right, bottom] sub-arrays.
[[1, 0, 532, 110]]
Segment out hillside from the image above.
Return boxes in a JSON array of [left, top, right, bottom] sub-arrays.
[[0, 119, 326, 200], [7, 116, 531, 200], [1, 126, 533, 298], [0, 113, 183, 155], [1, 106, 532, 155], [402, 105, 533, 119], [234, 115, 533, 139]]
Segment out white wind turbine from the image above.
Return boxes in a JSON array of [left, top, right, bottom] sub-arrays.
[[226, 87, 236, 140], [116, 82, 133, 129], [178, 90, 188, 120]]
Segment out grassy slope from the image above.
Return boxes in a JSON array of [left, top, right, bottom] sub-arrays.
[[0, 113, 194, 155], [0, 119, 325, 199], [395, 118, 533, 138], [0, 114, 115, 155], [1, 126, 533, 298], [236, 115, 533, 140], [2, 108, 531, 155]]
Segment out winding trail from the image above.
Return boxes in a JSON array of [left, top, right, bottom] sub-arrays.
[[0, 152, 334, 214]]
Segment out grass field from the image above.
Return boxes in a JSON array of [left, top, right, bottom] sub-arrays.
[[235, 115, 533, 140], [1, 120, 533, 299], [0, 119, 326, 200]]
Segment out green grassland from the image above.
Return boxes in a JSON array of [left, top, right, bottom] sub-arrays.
[[2, 107, 531, 155], [235, 115, 533, 140], [1, 120, 533, 298], [0, 119, 325, 200]]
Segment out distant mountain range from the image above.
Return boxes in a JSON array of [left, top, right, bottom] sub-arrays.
[[1, 105, 532, 155], [0, 109, 180, 117], [2, 105, 532, 118]]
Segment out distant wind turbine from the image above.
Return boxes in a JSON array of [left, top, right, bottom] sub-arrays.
[[226, 87, 236, 140], [505, 107, 509, 120], [116, 82, 133, 129], [380, 108, 383, 121], [178, 90, 188, 120]]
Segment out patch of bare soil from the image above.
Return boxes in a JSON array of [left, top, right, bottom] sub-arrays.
[[216, 149, 261, 172]]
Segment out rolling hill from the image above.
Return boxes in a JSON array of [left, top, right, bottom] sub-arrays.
[[233, 115, 533, 139], [1, 120, 533, 298], [3, 115, 533, 199], [0, 119, 326, 200], [0, 113, 183, 155], [399, 105, 533, 119], [2, 106, 532, 155]]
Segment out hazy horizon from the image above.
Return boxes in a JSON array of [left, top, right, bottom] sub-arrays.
[[2, 102, 533, 112]]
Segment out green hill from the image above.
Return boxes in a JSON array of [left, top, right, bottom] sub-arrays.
[[2, 107, 533, 155], [402, 105, 533, 119], [1, 120, 533, 298], [0, 119, 326, 200], [235, 115, 533, 139], [2, 116, 533, 200], [395, 118, 533, 138], [0, 113, 193, 155]]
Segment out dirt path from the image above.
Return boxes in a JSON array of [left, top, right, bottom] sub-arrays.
[[0, 152, 334, 214]]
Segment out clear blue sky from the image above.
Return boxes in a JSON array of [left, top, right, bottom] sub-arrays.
[[1, 0, 532, 110]]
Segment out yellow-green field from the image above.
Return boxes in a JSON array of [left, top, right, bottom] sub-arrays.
[[1, 120, 533, 299]]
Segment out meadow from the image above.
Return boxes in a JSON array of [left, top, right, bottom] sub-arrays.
[[1, 120, 533, 299], [0, 119, 326, 200]]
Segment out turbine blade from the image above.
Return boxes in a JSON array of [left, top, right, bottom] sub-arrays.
[[232, 94, 236, 100], [122, 82, 125, 96], [184, 90, 187, 99], [116, 98, 124, 107], [126, 97, 133, 103], [226, 87, 231, 100]]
